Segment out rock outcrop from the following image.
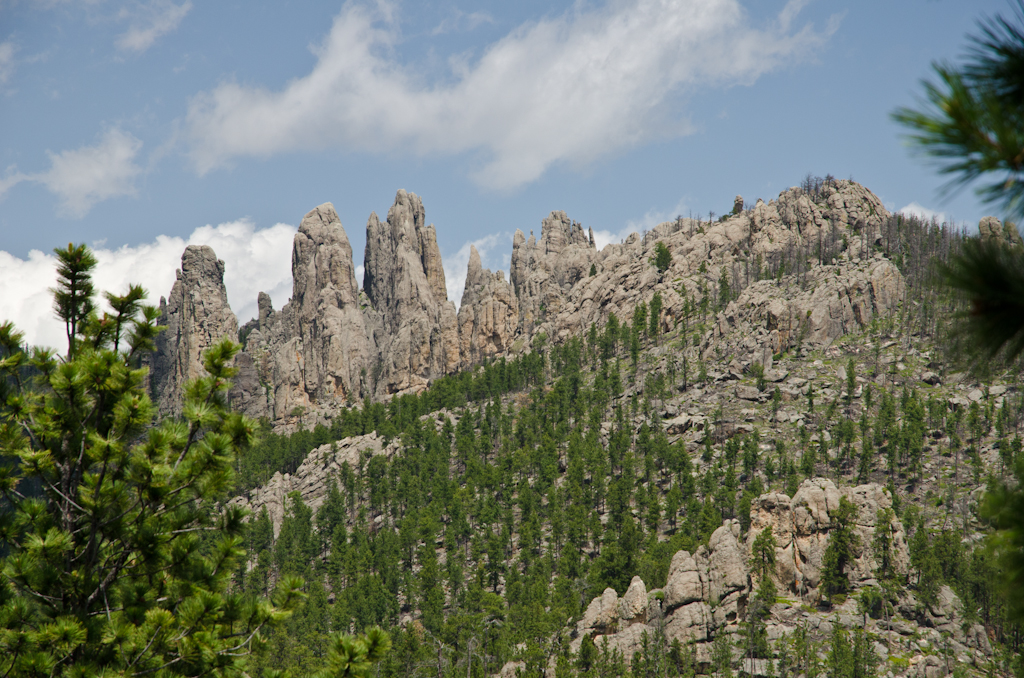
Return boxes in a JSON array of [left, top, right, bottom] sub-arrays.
[[152, 245, 242, 414], [227, 430, 400, 538], [457, 245, 520, 364], [747, 478, 909, 595], [503, 180, 901, 354], [363, 190, 460, 395], [978, 215, 1023, 248], [510, 211, 597, 336], [708, 253, 905, 362], [231, 193, 462, 423], [244, 203, 377, 419], [569, 480, 987, 673]]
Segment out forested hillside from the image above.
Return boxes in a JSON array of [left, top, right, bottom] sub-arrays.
[[227, 188, 1024, 678]]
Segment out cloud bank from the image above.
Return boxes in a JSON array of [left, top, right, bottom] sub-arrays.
[[0, 220, 296, 351], [186, 0, 835, 189]]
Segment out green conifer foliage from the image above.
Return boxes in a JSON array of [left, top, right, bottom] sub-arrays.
[[0, 247, 307, 677], [821, 496, 860, 603], [652, 242, 672, 273]]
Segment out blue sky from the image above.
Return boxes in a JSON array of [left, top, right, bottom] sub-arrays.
[[0, 0, 1010, 348]]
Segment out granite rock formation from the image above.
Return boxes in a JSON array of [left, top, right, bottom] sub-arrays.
[[978, 215, 1023, 248], [227, 431, 398, 538], [457, 245, 520, 365], [566, 479, 988, 673], [363, 190, 460, 395], [243, 203, 377, 420], [168, 192, 464, 424], [152, 245, 241, 414], [153, 180, 914, 424], [510, 211, 597, 335]]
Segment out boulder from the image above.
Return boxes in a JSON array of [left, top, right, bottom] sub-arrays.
[[618, 576, 648, 621], [707, 520, 747, 602], [735, 385, 765, 401], [663, 601, 711, 643], [581, 588, 620, 633], [664, 551, 703, 608], [928, 585, 959, 621], [748, 479, 908, 596]]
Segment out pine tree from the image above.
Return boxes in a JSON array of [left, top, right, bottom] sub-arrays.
[[648, 292, 663, 344], [821, 497, 860, 603], [51, 243, 97, 356], [0, 247, 308, 677], [653, 242, 672, 273]]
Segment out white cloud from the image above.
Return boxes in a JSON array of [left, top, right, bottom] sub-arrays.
[[0, 221, 296, 351], [0, 248, 63, 349], [442, 233, 510, 308], [0, 41, 15, 84], [35, 128, 144, 217], [116, 1, 192, 53], [898, 201, 947, 224], [186, 0, 835, 188], [0, 129, 143, 216]]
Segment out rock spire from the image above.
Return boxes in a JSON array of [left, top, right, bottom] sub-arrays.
[[152, 245, 240, 414]]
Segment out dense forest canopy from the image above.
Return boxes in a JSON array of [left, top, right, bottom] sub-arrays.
[[221, 205, 1024, 678]]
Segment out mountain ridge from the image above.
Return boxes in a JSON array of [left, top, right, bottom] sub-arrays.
[[151, 178, 904, 429]]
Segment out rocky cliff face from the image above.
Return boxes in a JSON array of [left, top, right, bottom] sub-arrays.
[[707, 254, 905, 367], [242, 203, 378, 420], [498, 180, 903, 368], [158, 191, 471, 422], [510, 211, 597, 335]]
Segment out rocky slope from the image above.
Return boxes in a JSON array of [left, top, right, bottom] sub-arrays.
[[564, 474, 994, 677], [211, 181, 1023, 677]]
